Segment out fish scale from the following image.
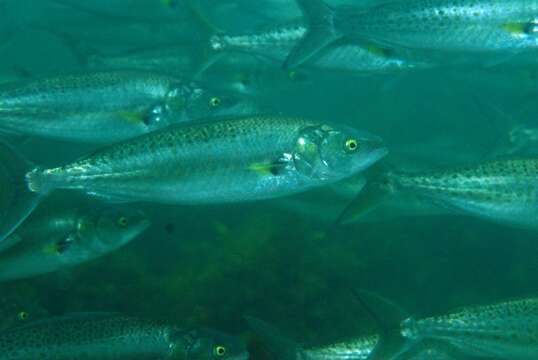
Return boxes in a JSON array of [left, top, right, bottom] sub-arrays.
[[376, 159, 538, 228], [336, 0, 538, 51], [26, 116, 386, 204], [401, 298, 538, 360]]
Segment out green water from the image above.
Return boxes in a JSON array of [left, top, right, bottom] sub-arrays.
[[0, 1, 537, 359]]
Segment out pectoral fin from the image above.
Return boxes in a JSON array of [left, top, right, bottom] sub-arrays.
[[249, 158, 288, 176], [502, 19, 538, 35]]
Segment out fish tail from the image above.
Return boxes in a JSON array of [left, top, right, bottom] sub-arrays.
[[283, 0, 340, 69], [0, 143, 41, 248], [25, 168, 57, 195], [400, 317, 421, 340], [350, 290, 414, 360], [244, 316, 303, 360], [335, 168, 397, 225]]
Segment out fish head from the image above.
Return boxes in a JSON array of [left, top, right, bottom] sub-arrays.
[[293, 123, 387, 180], [171, 328, 248, 360], [75, 207, 150, 254], [183, 86, 258, 121]]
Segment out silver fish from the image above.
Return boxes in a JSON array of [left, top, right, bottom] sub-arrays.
[[285, 0, 538, 68], [0, 206, 150, 281], [246, 316, 379, 360], [50, 0, 189, 24], [0, 71, 252, 143], [210, 20, 427, 73], [401, 297, 538, 360], [0, 313, 248, 360], [25, 116, 387, 204], [341, 159, 538, 229]]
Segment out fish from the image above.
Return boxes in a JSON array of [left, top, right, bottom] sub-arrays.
[[245, 316, 380, 360], [285, 0, 538, 68], [0, 71, 254, 143], [400, 297, 538, 360], [339, 158, 538, 229], [50, 0, 190, 24], [24, 116, 387, 204], [0, 206, 150, 281], [209, 19, 428, 74], [87, 45, 198, 75], [0, 313, 248, 360]]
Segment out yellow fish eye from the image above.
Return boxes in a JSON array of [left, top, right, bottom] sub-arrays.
[[117, 216, 129, 227], [344, 138, 359, 152], [214, 345, 226, 357], [209, 97, 221, 107], [18, 311, 29, 320]]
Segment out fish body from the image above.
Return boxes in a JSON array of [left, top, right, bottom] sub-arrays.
[[0, 207, 150, 281], [26, 116, 386, 204], [245, 316, 379, 360], [87, 45, 197, 74], [0, 71, 252, 143], [0, 314, 248, 360], [384, 159, 538, 228], [210, 21, 426, 73], [302, 334, 379, 360], [335, 0, 538, 51], [401, 298, 538, 360], [51, 0, 190, 24], [338, 159, 538, 228], [285, 0, 538, 68]]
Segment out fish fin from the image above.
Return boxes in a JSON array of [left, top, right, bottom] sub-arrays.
[[501, 19, 538, 36], [244, 316, 302, 360], [351, 290, 412, 360], [0, 142, 41, 247], [334, 175, 391, 225], [284, 0, 340, 69], [248, 159, 287, 176], [118, 111, 145, 124]]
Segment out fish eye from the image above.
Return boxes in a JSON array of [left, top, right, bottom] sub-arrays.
[[18, 311, 29, 321], [209, 97, 221, 107], [344, 138, 359, 152], [117, 216, 129, 227], [214, 345, 226, 357]]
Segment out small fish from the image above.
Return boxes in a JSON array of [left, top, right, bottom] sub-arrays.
[[400, 297, 538, 360], [340, 159, 538, 229], [245, 316, 380, 360], [24, 116, 387, 204], [285, 0, 538, 68], [0, 206, 150, 281], [0, 313, 248, 360], [0, 71, 253, 143], [50, 0, 189, 24], [209, 20, 427, 74]]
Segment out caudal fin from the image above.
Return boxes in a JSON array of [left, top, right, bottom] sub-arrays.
[[244, 316, 302, 360], [283, 0, 340, 69], [351, 290, 413, 360], [0, 143, 40, 250]]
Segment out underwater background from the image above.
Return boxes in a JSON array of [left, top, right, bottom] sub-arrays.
[[0, 1, 538, 359]]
